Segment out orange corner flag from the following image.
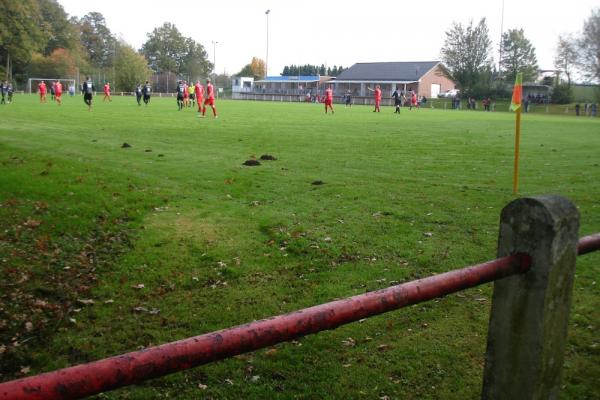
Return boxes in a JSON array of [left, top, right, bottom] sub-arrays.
[[510, 72, 523, 111]]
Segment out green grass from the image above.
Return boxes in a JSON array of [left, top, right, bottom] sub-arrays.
[[1, 95, 599, 399]]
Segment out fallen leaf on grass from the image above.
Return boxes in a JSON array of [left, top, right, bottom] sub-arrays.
[[23, 218, 42, 229], [198, 383, 208, 390], [264, 348, 278, 356], [20, 366, 31, 374], [132, 284, 145, 289], [224, 378, 234, 385], [342, 337, 356, 347], [25, 322, 33, 332], [77, 299, 95, 305]]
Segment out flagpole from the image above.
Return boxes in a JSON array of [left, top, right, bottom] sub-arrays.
[[512, 106, 521, 195], [510, 72, 523, 195]]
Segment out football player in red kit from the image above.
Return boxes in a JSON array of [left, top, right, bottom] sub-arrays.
[[324, 85, 334, 114], [103, 82, 112, 102], [195, 80, 204, 114], [368, 85, 382, 112], [38, 81, 47, 103], [54, 80, 63, 105], [201, 78, 217, 118]]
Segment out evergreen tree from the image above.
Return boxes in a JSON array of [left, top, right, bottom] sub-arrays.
[[500, 28, 539, 83]]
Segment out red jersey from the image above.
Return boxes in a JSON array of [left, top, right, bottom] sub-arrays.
[[55, 82, 62, 95], [39, 82, 47, 94], [325, 88, 333, 102], [206, 83, 214, 100], [411, 92, 417, 104], [104, 84, 110, 94], [374, 88, 382, 101], [195, 83, 204, 98], [183, 85, 189, 97]]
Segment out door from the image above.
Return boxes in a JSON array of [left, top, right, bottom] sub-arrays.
[[431, 83, 441, 98]]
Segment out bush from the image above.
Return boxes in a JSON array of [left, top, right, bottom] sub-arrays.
[[551, 84, 572, 104]]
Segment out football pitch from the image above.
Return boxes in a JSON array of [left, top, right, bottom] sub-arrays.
[[1, 95, 599, 399]]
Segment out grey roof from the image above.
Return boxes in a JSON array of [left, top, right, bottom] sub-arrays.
[[336, 61, 440, 81]]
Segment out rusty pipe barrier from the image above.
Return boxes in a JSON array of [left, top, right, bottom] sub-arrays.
[[577, 233, 600, 255], [1, 235, 599, 400]]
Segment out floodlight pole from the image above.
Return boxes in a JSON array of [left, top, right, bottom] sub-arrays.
[[265, 9, 270, 77], [212, 41, 218, 80], [499, 0, 505, 73]]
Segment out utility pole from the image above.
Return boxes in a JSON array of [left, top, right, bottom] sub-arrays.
[[265, 10, 270, 77]]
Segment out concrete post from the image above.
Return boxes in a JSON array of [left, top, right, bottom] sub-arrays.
[[482, 196, 579, 399]]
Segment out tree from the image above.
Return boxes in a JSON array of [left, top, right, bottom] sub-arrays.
[[181, 38, 211, 81], [113, 42, 151, 91], [500, 29, 538, 83], [141, 23, 188, 74], [37, 0, 79, 56], [440, 18, 493, 94], [554, 34, 578, 86], [578, 8, 600, 82], [0, 0, 47, 80], [26, 47, 78, 77], [237, 57, 265, 80], [74, 12, 116, 69]]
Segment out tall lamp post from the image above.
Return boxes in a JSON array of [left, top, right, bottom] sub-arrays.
[[265, 9, 270, 78], [212, 40, 219, 80]]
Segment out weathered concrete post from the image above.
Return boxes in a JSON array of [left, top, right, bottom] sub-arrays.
[[482, 195, 579, 399]]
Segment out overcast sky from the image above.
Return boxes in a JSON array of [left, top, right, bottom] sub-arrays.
[[57, 0, 597, 77]]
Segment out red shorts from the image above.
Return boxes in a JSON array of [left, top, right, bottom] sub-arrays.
[[325, 99, 332, 106], [55, 93, 62, 98], [204, 98, 214, 106]]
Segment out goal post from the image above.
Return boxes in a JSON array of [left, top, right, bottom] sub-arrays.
[[28, 78, 77, 94]]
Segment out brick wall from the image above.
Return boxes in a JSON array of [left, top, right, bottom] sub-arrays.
[[418, 65, 456, 98]]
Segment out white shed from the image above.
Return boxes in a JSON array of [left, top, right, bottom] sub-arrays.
[[232, 77, 254, 93]]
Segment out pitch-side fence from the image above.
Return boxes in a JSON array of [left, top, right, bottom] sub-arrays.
[[1, 195, 599, 400]]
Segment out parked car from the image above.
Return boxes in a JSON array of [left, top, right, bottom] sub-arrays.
[[438, 89, 460, 98]]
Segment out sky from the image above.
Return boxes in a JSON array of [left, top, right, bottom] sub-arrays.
[[57, 0, 598, 77]]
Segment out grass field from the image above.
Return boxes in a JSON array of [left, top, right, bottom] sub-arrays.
[[1, 94, 599, 399]]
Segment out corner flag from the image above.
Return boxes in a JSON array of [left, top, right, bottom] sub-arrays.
[[511, 72, 523, 194], [510, 72, 523, 111]]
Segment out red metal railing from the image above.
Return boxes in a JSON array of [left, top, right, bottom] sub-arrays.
[[1, 235, 599, 400]]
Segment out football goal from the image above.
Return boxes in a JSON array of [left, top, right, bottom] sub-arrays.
[[27, 78, 77, 94]]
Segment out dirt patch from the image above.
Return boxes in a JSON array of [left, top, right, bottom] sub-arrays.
[[243, 159, 261, 166], [121, 142, 131, 148], [311, 180, 325, 185], [260, 154, 277, 161]]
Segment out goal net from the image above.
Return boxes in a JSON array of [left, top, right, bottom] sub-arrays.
[[27, 78, 77, 94]]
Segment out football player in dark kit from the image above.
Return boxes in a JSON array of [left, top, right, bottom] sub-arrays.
[[176, 80, 186, 110], [82, 76, 94, 111], [142, 81, 152, 105], [135, 83, 143, 106]]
